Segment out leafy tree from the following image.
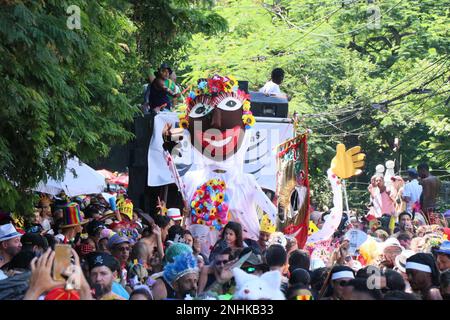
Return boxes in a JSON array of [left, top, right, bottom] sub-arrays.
[[179, 0, 449, 210], [0, 0, 229, 215]]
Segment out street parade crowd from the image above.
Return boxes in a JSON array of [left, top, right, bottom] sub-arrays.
[[0, 163, 448, 301], [0, 67, 449, 301]]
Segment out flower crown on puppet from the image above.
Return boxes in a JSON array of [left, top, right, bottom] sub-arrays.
[[179, 75, 255, 129]]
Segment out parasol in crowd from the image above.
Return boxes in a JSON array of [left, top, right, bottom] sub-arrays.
[[109, 174, 129, 187], [96, 169, 116, 180], [33, 157, 106, 197]]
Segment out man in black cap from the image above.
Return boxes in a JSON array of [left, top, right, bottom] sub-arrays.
[[86, 252, 125, 300], [148, 63, 180, 112], [405, 253, 442, 300]]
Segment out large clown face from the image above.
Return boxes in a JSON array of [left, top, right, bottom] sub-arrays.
[[181, 75, 254, 161]]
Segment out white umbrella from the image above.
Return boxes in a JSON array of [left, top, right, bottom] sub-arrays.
[[34, 157, 106, 197]]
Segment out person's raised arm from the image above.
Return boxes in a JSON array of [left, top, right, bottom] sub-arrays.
[[23, 249, 65, 300], [152, 224, 165, 260], [197, 265, 210, 293]]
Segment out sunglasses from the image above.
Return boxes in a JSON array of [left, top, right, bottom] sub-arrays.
[[215, 260, 229, 265], [336, 280, 352, 287]]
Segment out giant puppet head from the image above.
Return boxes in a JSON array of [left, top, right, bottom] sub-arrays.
[[178, 75, 255, 161]]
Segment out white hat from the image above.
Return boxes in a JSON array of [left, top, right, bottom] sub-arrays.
[[394, 250, 415, 273], [167, 208, 182, 221], [0, 223, 22, 242]]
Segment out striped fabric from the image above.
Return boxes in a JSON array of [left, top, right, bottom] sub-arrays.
[[62, 202, 84, 227]]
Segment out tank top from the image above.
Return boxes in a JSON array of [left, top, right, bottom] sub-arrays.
[[162, 278, 177, 299]]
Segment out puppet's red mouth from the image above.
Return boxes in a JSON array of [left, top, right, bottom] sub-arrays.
[[194, 126, 243, 158]]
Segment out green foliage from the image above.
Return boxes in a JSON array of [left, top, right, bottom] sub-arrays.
[[131, 0, 228, 69], [179, 0, 450, 209], [0, 0, 229, 215], [0, 0, 138, 214]]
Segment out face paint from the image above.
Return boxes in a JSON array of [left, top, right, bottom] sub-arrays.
[[186, 88, 249, 161]]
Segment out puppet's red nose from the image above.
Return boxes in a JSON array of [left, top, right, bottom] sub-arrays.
[[210, 108, 222, 128]]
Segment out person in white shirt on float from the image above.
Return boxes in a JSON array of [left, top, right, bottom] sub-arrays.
[[259, 68, 285, 96], [402, 168, 422, 214]]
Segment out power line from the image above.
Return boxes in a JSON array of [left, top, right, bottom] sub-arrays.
[[302, 58, 449, 134], [294, 55, 449, 121]]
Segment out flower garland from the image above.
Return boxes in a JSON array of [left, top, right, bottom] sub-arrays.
[[179, 75, 255, 129], [190, 178, 230, 231]]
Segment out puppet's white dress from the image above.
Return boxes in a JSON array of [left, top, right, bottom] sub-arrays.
[[181, 131, 277, 255]]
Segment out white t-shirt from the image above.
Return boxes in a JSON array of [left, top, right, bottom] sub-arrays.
[[403, 179, 422, 212], [259, 81, 281, 95], [0, 269, 7, 281]]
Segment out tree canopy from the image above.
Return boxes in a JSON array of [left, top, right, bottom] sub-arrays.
[[1, 0, 448, 214], [178, 0, 449, 210], [0, 0, 227, 214]]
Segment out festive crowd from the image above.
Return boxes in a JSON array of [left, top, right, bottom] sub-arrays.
[[0, 162, 448, 301], [0, 63, 448, 301]]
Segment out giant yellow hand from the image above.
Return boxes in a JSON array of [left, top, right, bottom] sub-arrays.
[[330, 143, 365, 179]]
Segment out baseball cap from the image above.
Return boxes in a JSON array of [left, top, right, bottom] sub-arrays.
[[21, 233, 49, 250], [108, 233, 130, 249], [86, 252, 120, 272], [407, 168, 418, 177], [159, 63, 172, 74]]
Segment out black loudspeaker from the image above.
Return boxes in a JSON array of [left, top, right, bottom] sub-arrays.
[[238, 80, 249, 94], [249, 91, 289, 118]]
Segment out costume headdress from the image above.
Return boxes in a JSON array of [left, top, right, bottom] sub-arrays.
[[60, 202, 88, 228], [179, 75, 255, 129], [260, 214, 276, 234], [163, 252, 199, 286]]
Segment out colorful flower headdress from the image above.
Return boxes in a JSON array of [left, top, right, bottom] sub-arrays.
[[179, 75, 255, 129]]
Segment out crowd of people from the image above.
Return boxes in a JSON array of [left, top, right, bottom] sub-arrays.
[[0, 163, 448, 300], [0, 62, 448, 300]]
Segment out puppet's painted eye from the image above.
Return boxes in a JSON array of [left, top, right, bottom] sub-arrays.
[[217, 97, 242, 111], [189, 103, 213, 118]]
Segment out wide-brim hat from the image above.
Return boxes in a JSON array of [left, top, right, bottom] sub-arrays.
[[60, 202, 88, 228], [167, 208, 182, 221], [0, 223, 23, 242], [394, 249, 415, 273]]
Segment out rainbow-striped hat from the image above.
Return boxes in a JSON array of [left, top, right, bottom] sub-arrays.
[[61, 202, 88, 228]]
